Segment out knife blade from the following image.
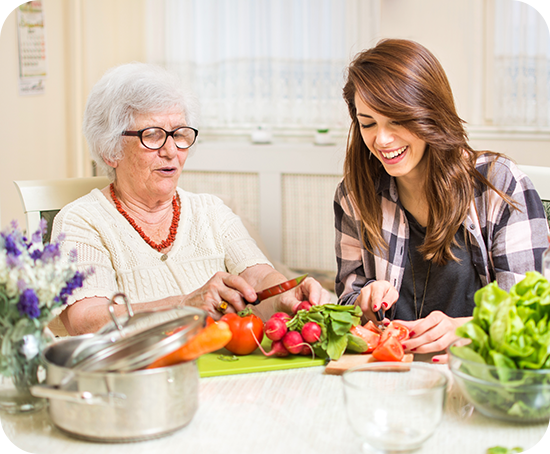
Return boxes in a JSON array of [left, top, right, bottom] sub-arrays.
[[375, 306, 386, 331], [250, 274, 308, 305]]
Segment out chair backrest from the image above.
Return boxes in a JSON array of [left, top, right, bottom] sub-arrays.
[[14, 176, 110, 242], [518, 164, 550, 226]]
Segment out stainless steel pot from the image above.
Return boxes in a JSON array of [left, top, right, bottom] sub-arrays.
[[31, 335, 199, 442]]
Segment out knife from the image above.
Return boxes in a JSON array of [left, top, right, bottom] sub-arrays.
[[375, 306, 386, 330], [250, 274, 308, 305]]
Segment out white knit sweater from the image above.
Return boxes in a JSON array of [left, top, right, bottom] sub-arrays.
[[51, 188, 271, 306]]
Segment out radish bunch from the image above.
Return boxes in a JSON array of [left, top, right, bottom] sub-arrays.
[[260, 304, 321, 357], [257, 302, 366, 361]]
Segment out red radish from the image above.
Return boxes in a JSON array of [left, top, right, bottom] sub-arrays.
[[301, 322, 321, 344], [299, 344, 314, 356], [292, 301, 312, 314], [282, 330, 305, 354], [264, 317, 288, 341], [249, 328, 290, 357], [266, 340, 290, 357], [271, 312, 292, 322]]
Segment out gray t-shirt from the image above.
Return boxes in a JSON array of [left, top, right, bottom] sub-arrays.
[[393, 209, 481, 321]]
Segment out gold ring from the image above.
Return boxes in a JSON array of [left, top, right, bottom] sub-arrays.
[[217, 301, 228, 314]]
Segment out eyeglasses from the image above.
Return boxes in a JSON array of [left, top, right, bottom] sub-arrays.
[[122, 126, 199, 150]]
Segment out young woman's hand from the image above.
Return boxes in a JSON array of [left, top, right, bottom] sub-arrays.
[[356, 280, 399, 322], [397, 311, 472, 363]]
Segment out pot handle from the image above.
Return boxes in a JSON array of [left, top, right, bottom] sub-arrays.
[[109, 293, 134, 331], [30, 384, 127, 407]]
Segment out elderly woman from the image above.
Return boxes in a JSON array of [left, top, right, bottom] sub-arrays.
[[52, 62, 330, 335]]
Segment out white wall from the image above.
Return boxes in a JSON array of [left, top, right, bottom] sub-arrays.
[[0, 0, 145, 229], [378, 0, 485, 126], [0, 1, 70, 229], [1, 0, 549, 230]]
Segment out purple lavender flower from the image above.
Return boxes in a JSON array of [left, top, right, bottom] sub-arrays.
[[41, 243, 61, 261], [31, 230, 42, 244], [30, 242, 62, 262], [17, 289, 41, 319], [3, 233, 21, 257], [57, 271, 86, 304], [31, 219, 47, 243]]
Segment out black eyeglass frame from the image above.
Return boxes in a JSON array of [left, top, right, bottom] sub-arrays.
[[121, 126, 199, 150]]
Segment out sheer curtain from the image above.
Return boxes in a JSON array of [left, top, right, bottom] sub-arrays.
[[494, 0, 550, 127], [146, 0, 379, 131]]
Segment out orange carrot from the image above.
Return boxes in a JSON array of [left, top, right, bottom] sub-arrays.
[[147, 321, 232, 369]]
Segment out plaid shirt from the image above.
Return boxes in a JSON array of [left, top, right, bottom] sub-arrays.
[[334, 154, 549, 306]]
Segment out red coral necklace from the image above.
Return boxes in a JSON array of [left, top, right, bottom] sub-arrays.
[[110, 183, 180, 252]]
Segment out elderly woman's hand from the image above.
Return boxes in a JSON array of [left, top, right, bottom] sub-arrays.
[[182, 271, 258, 319]]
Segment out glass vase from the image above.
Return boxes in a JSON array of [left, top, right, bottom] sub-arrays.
[[0, 329, 52, 414]]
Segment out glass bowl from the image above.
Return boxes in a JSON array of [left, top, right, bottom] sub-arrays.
[[342, 362, 448, 453], [448, 339, 550, 423]]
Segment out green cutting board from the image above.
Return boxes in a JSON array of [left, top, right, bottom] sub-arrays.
[[197, 337, 326, 377]]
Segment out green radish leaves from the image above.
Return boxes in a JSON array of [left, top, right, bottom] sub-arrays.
[[286, 304, 363, 360]]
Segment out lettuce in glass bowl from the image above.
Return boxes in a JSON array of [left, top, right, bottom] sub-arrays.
[[448, 272, 550, 422]]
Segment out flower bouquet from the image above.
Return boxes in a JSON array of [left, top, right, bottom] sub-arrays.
[[0, 220, 91, 413]]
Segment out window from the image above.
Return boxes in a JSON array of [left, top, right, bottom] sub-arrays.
[[146, 0, 379, 133], [493, 0, 550, 127]]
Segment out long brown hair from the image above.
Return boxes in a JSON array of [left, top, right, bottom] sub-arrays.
[[342, 39, 514, 265]]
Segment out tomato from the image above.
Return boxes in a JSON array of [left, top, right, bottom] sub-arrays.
[[221, 307, 264, 355], [379, 321, 410, 344], [363, 320, 383, 335], [372, 335, 404, 361], [350, 325, 380, 353]]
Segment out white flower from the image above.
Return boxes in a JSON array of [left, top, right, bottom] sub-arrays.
[[0, 221, 92, 325], [18, 334, 40, 360]]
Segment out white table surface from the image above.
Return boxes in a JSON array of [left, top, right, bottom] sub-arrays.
[[1, 364, 549, 454]]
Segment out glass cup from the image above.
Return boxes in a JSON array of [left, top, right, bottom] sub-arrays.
[[342, 362, 448, 453]]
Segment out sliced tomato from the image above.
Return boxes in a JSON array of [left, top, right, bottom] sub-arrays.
[[372, 335, 404, 362], [379, 321, 410, 344], [363, 320, 383, 335], [350, 325, 380, 353]]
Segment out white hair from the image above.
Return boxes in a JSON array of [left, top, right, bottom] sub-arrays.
[[82, 62, 199, 179]]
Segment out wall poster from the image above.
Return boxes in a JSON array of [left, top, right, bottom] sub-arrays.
[[17, 1, 46, 95]]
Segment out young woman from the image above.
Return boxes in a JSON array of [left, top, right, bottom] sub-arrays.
[[334, 39, 548, 361]]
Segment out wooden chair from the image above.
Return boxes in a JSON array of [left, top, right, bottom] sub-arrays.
[[13, 176, 110, 242], [518, 165, 550, 226], [13, 176, 110, 337]]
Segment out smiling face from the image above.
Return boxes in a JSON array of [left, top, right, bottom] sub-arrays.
[[108, 108, 188, 203], [355, 94, 428, 184]]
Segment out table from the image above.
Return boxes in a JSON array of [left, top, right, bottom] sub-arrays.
[[1, 364, 549, 454]]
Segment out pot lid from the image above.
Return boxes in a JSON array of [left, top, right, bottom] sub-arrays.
[[67, 293, 206, 372]]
